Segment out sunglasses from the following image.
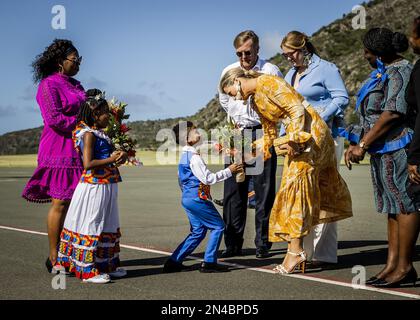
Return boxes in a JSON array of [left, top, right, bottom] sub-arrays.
[[281, 50, 298, 59], [66, 56, 83, 64], [236, 50, 252, 58]]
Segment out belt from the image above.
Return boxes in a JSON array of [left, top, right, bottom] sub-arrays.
[[243, 124, 262, 130]]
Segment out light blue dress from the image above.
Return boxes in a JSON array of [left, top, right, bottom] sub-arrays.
[[284, 54, 349, 137]]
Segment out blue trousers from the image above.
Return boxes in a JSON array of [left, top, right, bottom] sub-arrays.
[[171, 197, 225, 263]]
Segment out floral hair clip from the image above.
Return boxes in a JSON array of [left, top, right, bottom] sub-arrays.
[[87, 91, 106, 108], [93, 91, 106, 101]]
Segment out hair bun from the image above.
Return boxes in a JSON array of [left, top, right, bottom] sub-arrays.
[[392, 32, 409, 53], [86, 88, 103, 97]]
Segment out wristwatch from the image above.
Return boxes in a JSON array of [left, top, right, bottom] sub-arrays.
[[359, 141, 369, 151]]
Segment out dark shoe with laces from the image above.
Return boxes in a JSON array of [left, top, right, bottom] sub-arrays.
[[162, 259, 191, 273], [199, 262, 230, 273], [220, 247, 242, 258], [213, 199, 224, 207], [256, 247, 270, 259]]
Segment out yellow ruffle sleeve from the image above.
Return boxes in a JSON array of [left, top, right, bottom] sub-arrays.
[[253, 75, 313, 159]]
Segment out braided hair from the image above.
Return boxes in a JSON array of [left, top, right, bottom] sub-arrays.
[[77, 89, 108, 127], [32, 39, 78, 83], [363, 27, 408, 57]]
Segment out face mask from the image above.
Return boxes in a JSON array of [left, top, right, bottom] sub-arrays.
[[234, 81, 243, 101]]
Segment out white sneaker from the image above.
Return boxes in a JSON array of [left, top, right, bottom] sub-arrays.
[[107, 267, 127, 278], [82, 274, 111, 284]]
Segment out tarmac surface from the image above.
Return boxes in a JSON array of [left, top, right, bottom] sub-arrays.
[[0, 165, 419, 300]]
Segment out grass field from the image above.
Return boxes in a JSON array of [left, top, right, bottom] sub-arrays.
[[0, 150, 371, 167], [0, 151, 159, 167]]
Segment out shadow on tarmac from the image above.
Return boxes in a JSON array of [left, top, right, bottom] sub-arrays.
[[117, 242, 420, 279], [337, 240, 388, 249]]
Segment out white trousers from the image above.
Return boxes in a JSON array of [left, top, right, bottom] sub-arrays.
[[303, 136, 344, 263]]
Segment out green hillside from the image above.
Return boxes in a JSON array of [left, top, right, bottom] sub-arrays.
[[1, 0, 419, 154]]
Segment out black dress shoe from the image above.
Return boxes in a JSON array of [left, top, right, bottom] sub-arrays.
[[162, 259, 190, 273], [365, 276, 380, 285], [199, 262, 230, 273], [371, 268, 418, 288], [213, 199, 224, 207], [256, 247, 270, 259], [220, 247, 242, 258]]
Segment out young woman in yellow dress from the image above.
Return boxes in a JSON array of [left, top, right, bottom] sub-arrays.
[[219, 68, 353, 274]]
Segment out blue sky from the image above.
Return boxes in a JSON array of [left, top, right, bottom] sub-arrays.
[[0, 0, 361, 135]]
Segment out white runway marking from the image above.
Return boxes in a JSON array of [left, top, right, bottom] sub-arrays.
[[1, 224, 419, 300]]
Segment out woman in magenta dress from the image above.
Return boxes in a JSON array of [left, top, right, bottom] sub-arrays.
[[22, 39, 86, 273]]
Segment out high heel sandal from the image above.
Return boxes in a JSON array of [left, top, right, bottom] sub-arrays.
[[273, 250, 307, 274]]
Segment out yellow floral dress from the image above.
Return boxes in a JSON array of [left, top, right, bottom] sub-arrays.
[[253, 75, 353, 242]]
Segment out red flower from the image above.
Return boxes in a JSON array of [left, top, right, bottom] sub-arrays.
[[214, 143, 223, 153], [120, 124, 130, 133], [111, 110, 120, 122]]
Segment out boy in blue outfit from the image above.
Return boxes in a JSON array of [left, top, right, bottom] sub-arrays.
[[163, 121, 243, 273]]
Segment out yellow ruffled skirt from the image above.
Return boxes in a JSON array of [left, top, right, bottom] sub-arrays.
[[269, 106, 353, 242]]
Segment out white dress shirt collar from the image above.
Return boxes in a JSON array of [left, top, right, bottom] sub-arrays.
[[252, 57, 265, 71], [182, 145, 199, 154], [219, 57, 282, 129]]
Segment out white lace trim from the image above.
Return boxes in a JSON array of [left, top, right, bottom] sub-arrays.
[[75, 124, 112, 147]]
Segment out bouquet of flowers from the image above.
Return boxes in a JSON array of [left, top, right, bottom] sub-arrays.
[[213, 118, 252, 183], [105, 97, 142, 166]]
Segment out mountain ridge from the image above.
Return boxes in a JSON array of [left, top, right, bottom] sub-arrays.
[[1, 0, 419, 154]]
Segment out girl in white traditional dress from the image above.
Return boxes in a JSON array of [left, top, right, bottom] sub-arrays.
[[56, 89, 127, 284]]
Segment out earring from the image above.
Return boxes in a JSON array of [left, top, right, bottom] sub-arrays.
[[302, 50, 312, 67]]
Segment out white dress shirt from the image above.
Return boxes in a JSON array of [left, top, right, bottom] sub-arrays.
[[183, 145, 232, 185], [218, 58, 283, 129]]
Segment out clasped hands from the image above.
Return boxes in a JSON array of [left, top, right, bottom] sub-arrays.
[[344, 144, 366, 170], [408, 164, 420, 184], [252, 139, 305, 158], [111, 150, 128, 166], [275, 141, 305, 157]]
